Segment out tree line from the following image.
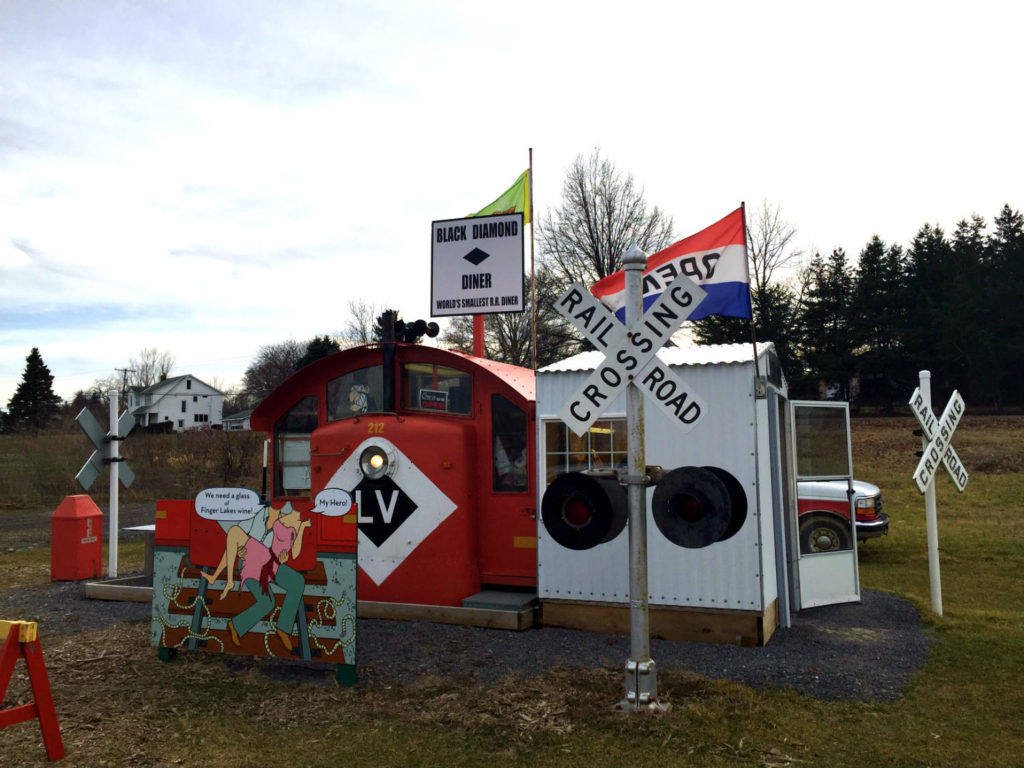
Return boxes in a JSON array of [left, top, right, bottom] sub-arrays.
[[443, 150, 1023, 411], [692, 206, 1024, 409], [5, 151, 1021, 433]]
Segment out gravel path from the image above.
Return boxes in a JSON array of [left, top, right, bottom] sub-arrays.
[[2, 501, 932, 702], [1, 576, 930, 703]]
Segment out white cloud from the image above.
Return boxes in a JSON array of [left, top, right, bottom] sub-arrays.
[[2, 0, 1021, 405]]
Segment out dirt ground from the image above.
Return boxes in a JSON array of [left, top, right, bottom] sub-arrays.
[[1, 501, 933, 767]]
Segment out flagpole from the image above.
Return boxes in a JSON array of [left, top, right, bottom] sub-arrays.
[[741, 201, 762, 385], [529, 147, 537, 370]]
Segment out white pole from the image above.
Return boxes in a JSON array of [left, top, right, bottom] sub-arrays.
[[621, 243, 657, 709], [108, 388, 120, 579], [919, 370, 943, 616]]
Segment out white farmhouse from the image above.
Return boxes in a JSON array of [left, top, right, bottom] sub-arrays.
[[128, 375, 224, 431]]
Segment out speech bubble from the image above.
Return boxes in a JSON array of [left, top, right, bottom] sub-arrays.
[[195, 487, 263, 521], [311, 487, 354, 517]]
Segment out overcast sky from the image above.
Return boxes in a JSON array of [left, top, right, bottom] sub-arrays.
[[3, 0, 1022, 407]]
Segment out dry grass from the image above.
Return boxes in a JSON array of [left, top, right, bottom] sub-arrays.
[[1, 416, 1022, 767], [0, 430, 264, 511]]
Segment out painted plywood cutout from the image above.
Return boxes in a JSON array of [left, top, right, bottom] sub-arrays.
[[150, 490, 356, 667]]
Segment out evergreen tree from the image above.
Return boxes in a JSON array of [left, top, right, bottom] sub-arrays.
[[985, 205, 1024, 404], [799, 250, 857, 401], [6, 347, 63, 432], [692, 282, 803, 387], [295, 335, 341, 370], [851, 236, 911, 411], [754, 282, 804, 388], [949, 215, 991, 403], [903, 222, 977, 400]]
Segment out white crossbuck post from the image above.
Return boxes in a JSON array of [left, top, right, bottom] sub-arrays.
[[553, 261, 708, 710], [909, 371, 969, 617], [76, 393, 136, 579]]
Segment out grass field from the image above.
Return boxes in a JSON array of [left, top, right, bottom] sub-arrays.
[[0, 416, 1022, 767]]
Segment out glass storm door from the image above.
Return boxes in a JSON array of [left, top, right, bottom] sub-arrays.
[[790, 401, 860, 609]]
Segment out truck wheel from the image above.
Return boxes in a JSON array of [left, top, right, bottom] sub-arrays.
[[799, 516, 851, 553]]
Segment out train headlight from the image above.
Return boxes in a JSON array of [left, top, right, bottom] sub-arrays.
[[359, 445, 395, 480]]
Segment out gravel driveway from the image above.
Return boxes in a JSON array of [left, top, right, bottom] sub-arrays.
[[2, 502, 932, 702]]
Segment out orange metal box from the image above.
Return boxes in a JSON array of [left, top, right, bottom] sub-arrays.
[[50, 495, 102, 581]]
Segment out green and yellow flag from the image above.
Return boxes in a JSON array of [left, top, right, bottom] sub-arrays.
[[471, 169, 530, 224]]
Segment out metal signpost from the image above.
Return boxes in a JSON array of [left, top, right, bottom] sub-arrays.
[[553, 245, 707, 709], [76, 390, 136, 578], [909, 370, 968, 616]]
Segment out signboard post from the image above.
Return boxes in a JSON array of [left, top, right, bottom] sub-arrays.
[[909, 370, 969, 617], [552, 246, 707, 710], [75, 389, 135, 578]]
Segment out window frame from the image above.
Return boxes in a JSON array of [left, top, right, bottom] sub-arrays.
[[399, 362, 472, 416], [273, 395, 319, 498], [542, 416, 627, 484]]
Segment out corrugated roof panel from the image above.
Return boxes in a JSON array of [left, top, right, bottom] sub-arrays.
[[538, 342, 774, 374]]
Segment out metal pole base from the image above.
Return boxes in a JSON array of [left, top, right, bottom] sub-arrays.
[[614, 659, 671, 712]]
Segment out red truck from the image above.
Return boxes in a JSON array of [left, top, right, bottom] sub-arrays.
[[796, 479, 889, 553]]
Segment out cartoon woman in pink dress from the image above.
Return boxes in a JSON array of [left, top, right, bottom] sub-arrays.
[[202, 502, 311, 652]]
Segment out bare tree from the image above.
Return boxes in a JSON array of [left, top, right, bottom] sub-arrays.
[[128, 347, 176, 388], [747, 199, 804, 294], [442, 309, 535, 368], [240, 340, 306, 406], [339, 299, 384, 347], [86, 374, 121, 404], [439, 268, 581, 368], [537, 149, 675, 290]]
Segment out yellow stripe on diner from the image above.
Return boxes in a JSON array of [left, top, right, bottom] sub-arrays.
[[513, 536, 537, 549]]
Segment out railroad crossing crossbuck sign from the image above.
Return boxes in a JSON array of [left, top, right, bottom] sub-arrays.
[[554, 271, 709, 437], [75, 406, 135, 490], [910, 388, 968, 493]]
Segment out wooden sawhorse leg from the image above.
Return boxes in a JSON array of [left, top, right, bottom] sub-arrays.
[[0, 621, 65, 761]]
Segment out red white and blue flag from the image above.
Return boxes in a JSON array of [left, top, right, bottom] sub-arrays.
[[590, 206, 751, 322]]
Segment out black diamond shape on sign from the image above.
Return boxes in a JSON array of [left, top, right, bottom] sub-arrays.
[[354, 476, 418, 548], [463, 248, 490, 266]]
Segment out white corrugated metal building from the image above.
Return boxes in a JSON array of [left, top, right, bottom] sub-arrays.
[[535, 342, 852, 645]]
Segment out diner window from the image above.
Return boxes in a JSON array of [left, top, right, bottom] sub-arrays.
[[274, 396, 318, 496], [400, 362, 471, 415], [492, 395, 527, 492], [543, 418, 626, 483], [327, 365, 384, 420]]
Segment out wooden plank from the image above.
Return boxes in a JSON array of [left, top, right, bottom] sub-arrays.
[[160, 624, 348, 663], [166, 588, 337, 626], [83, 578, 153, 603], [760, 598, 779, 645], [357, 600, 536, 631], [539, 599, 775, 647], [180, 559, 329, 586]]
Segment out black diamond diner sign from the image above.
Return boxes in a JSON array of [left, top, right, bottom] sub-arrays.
[[430, 212, 524, 317]]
